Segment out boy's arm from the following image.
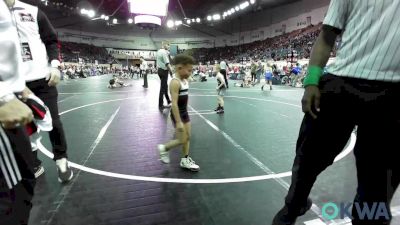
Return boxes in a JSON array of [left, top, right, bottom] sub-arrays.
[[170, 80, 183, 129]]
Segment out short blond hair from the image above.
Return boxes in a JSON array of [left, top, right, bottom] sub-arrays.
[[162, 41, 170, 47]]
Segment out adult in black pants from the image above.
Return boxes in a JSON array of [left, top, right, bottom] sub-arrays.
[[0, 3, 36, 223], [156, 41, 172, 110], [7, 0, 73, 183], [141, 57, 148, 88], [157, 68, 171, 109], [272, 1, 400, 225]]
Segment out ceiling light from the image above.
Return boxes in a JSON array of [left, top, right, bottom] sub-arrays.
[[186, 19, 191, 24], [113, 18, 118, 24], [80, 8, 87, 14], [100, 14, 105, 19], [235, 6, 240, 11], [240, 2, 250, 10], [213, 14, 221, 20], [167, 20, 174, 28], [196, 18, 201, 23], [134, 15, 162, 26], [250, 0, 255, 4], [87, 10, 95, 18], [207, 15, 212, 21], [104, 16, 109, 20], [128, 18, 133, 23]]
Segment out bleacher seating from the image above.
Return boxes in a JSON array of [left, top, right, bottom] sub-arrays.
[[188, 23, 339, 63], [60, 42, 113, 64]]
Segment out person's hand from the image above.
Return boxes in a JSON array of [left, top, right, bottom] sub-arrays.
[[301, 85, 321, 119], [0, 98, 33, 129], [46, 68, 61, 86], [19, 87, 33, 102]]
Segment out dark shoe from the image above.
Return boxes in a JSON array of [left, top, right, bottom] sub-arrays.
[[271, 199, 312, 225], [34, 165, 45, 178], [216, 109, 224, 114], [261, 86, 264, 91], [214, 106, 221, 112], [56, 158, 74, 183]]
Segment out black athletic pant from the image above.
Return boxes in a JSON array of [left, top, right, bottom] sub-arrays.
[[158, 68, 171, 108], [0, 127, 36, 225], [27, 79, 68, 165], [251, 72, 256, 82], [143, 71, 148, 88], [283, 74, 399, 225], [220, 69, 229, 88]]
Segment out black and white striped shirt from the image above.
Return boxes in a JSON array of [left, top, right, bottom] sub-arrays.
[[324, 0, 400, 82]]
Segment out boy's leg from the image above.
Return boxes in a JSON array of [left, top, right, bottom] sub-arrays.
[[180, 122, 199, 171], [219, 96, 224, 108], [164, 138, 182, 150], [158, 128, 182, 164], [182, 122, 191, 157]]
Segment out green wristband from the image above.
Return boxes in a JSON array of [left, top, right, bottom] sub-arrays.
[[303, 66, 324, 87]]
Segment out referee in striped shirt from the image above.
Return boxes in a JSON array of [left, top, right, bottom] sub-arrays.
[[272, 0, 399, 225], [1, 1, 36, 224]]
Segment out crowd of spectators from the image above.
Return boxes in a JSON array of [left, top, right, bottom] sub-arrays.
[[60, 42, 113, 64], [189, 23, 340, 63]]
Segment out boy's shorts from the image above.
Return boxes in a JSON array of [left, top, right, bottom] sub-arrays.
[[171, 111, 190, 126], [265, 72, 272, 81], [217, 88, 226, 96]]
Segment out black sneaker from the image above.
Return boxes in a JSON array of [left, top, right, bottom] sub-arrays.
[[217, 109, 224, 114], [56, 158, 73, 183], [214, 106, 221, 111], [34, 165, 45, 178], [272, 199, 312, 225], [261, 86, 264, 91]]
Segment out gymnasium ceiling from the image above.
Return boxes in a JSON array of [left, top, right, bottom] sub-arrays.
[[21, 0, 300, 37]]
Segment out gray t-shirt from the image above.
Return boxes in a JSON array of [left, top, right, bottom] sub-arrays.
[[156, 49, 170, 70]]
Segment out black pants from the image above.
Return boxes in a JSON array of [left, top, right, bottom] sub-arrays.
[[0, 127, 36, 225], [284, 74, 399, 225], [27, 79, 68, 164], [220, 69, 229, 88], [143, 72, 148, 88], [158, 68, 171, 108], [251, 72, 256, 82]]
